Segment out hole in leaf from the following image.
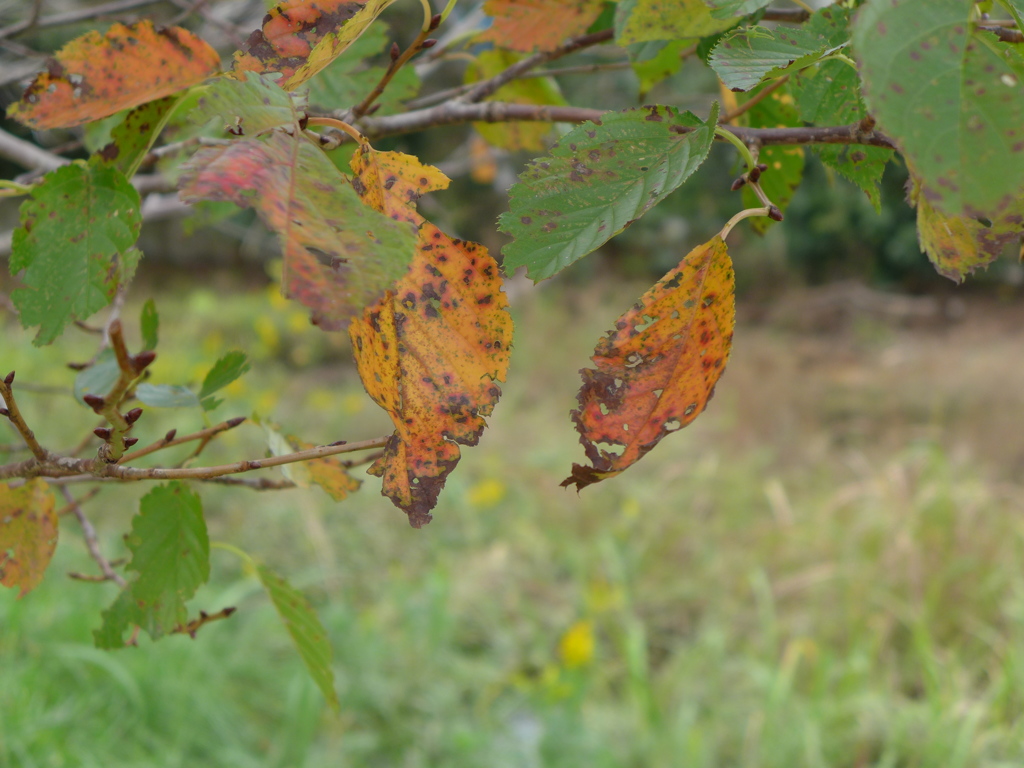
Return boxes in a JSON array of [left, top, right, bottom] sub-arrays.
[[664, 419, 681, 431], [634, 314, 657, 333], [625, 353, 643, 368]]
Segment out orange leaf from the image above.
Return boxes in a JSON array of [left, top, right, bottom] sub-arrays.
[[563, 236, 735, 490], [233, 0, 397, 89], [6, 21, 220, 130], [479, 0, 605, 53], [349, 144, 513, 526], [0, 480, 58, 598], [289, 437, 362, 501]]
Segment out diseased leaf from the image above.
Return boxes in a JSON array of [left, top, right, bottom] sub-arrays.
[[911, 177, 1017, 282], [199, 351, 250, 409], [190, 72, 307, 138], [233, 0, 398, 89], [615, 0, 732, 46], [141, 299, 159, 351], [10, 163, 142, 345], [738, 84, 804, 233], [349, 143, 512, 526], [94, 96, 181, 178], [466, 49, 566, 151], [256, 563, 339, 711], [179, 131, 417, 329], [6, 21, 220, 130], [124, 482, 209, 639], [854, 0, 1024, 218], [499, 104, 718, 281], [0, 480, 57, 598], [136, 383, 201, 409], [706, 0, 773, 19], [480, 0, 605, 52], [709, 24, 840, 92], [289, 437, 361, 501], [564, 236, 735, 490]]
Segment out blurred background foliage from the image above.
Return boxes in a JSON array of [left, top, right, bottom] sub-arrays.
[[4, 1, 1024, 766]]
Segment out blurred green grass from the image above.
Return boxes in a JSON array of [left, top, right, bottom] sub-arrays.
[[3, 278, 1024, 767]]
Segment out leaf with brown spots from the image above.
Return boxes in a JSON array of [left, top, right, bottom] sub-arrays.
[[233, 0, 398, 89], [6, 21, 219, 130], [93, 95, 181, 178], [615, 0, 732, 46], [479, 0, 605, 53], [349, 144, 513, 526], [10, 162, 142, 346], [854, 0, 1024, 219], [0, 480, 57, 598], [911, 176, 1020, 283], [563, 236, 734, 491], [499, 104, 718, 281], [178, 131, 417, 328]]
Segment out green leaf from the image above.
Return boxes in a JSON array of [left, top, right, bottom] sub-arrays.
[[256, 563, 339, 711], [124, 482, 209, 639], [709, 24, 841, 92], [179, 131, 418, 329], [94, 95, 181, 178], [94, 588, 138, 649], [198, 351, 250, 409], [854, 0, 1024, 218], [135, 383, 201, 409], [739, 83, 804, 233], [706, 0, 772, 19], [74, 349, 119, 405], [190, 72, 307, 137], [499, 104, 718, 281], [615, 0, 733, 45], [10, 163, 142, 345], [140, 299, 159, 351]]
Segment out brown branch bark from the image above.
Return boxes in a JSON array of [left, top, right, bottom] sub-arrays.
[[0, 436, 390, 482]]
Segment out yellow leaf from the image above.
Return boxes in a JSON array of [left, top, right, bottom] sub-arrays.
[[0, 480, 58, 598]]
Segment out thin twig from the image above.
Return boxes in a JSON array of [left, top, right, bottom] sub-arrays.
[[0, 372, 49, 461], [722, 75, 790, 123], [173, 606, 237, 638], [206, 476, 297, 490], [460, 28, 615, 104], [62, 486, 127, 587], [120, 416, 246, 464], [352, 16, 439, 118]]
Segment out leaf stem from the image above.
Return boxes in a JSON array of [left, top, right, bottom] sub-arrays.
[[352, 21, 436, 119], [307, 116, 364, 144], [719, 207, 770, 240], [715, 126, 758, 171]]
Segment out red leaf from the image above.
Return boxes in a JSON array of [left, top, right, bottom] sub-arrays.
[[178, 132, 416, 328], [7, 21, 219, 130], [564, 236, 735, 490]]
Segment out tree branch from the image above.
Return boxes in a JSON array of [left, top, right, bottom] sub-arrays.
[[353, 101, 898, 150], [62, 486, 127, 587], [0, 436, 390, 481], [460, 28, 614, 104], [0, 371, 49, 461]]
